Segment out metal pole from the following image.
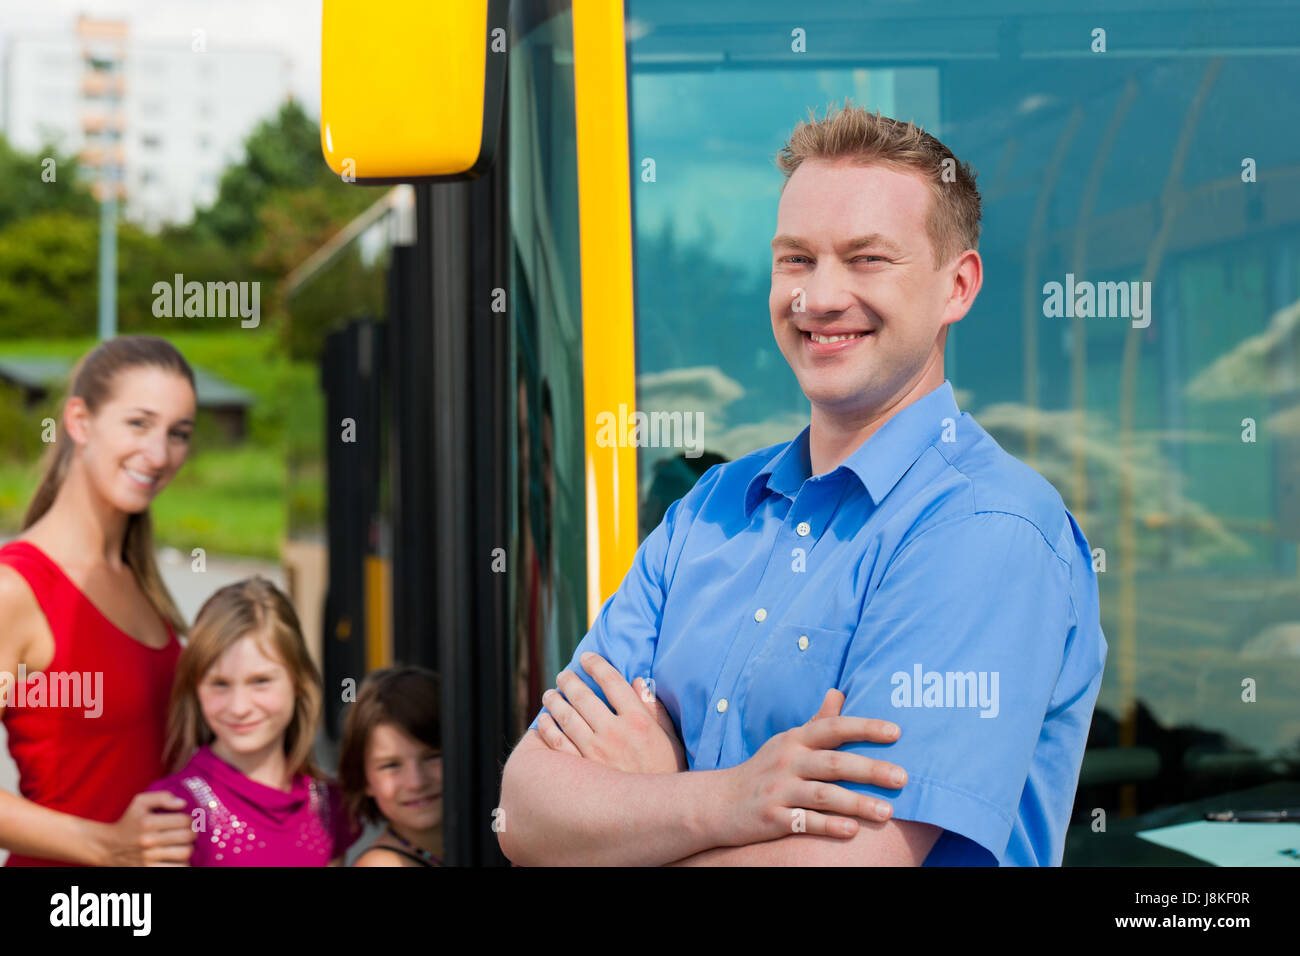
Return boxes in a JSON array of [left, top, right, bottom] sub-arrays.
[[97, 190, 117, 340]]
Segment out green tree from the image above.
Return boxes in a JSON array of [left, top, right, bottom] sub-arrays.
[[0, 211, 167, 338], [0, 136, 96, 229], [194, 98, 367, 249]]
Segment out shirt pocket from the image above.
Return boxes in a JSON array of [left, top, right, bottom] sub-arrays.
[[739, 623, 854, 750]]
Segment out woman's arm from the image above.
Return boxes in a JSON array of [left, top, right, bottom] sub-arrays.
[[0, 788, 116, 865], [0, 567, 194, 866], [0, 567, 105, 863]]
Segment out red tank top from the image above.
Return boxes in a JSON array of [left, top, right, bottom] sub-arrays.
[[0, 540, 180, 866]]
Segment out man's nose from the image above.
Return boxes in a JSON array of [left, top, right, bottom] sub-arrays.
[[795, 262, 857, 316]]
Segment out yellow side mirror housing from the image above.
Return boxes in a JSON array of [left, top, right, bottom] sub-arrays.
[[320, 0, 508, 182]]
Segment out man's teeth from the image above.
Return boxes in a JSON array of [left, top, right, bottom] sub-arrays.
[[809, 331, 867, 344]]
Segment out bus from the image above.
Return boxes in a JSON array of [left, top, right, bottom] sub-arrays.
[[294, 0, 1300, 865]]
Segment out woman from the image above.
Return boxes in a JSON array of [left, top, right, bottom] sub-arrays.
[[0, 335, 199, 865]]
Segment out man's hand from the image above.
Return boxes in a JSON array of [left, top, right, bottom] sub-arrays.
[[536, 652, 688, 774], [708, 688, 909, 849]]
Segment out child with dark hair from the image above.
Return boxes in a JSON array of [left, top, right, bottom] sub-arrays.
[[339, 666, 442, 866]]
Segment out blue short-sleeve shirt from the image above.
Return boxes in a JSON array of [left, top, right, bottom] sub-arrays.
[[532, 380, 1107, 866]]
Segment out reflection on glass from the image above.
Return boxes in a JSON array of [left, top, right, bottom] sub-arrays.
[[625, 0, 1300, 861], [508, 7, 586, 741]]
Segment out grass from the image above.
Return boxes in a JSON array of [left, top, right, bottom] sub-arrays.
[[0, 330, 320, 560]]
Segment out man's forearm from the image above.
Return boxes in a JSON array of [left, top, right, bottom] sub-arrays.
[[667, 838, 806, 866], [497, 731, 734, 866], [667, 831, 873, 866], [668, 820, 934, 866]]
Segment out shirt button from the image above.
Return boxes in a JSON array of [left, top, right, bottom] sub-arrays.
[[716, 698, 728, 713], [798, 635, 810, 651], [796, 521, 811, 536], [754, 608, 767, 622]]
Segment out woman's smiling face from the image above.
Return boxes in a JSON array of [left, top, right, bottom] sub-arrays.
[[69, 365, 196, 513]]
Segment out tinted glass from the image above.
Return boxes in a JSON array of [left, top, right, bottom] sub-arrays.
[[625, 0, 1300, 862], [508, 3, 587, 740]]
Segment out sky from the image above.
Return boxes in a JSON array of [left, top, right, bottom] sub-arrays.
[[0, 0, 323, 116]]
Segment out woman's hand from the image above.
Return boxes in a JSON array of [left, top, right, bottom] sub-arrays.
[[536, 652, 688, 774], [99, 791, 197, 866]]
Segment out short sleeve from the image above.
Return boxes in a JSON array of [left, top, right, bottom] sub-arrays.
[[530, 466, 719, 730], [835, 512, 1077, 864]]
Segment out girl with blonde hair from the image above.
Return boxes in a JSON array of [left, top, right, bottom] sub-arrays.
[[147, 577, 359, 865]]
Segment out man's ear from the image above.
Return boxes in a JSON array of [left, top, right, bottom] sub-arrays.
[[63, 396, 92, 445], [941, 249, 983, 326]]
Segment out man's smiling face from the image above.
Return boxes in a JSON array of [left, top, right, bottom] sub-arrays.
[[770, 158, 965, 421]]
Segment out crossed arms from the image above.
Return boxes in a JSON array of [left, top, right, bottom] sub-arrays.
[[496, 652, 941, 866]]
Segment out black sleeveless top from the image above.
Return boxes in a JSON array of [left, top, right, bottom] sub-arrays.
[[382, 845, 438, 867]]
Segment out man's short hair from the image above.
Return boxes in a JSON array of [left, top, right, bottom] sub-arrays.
[[774, 99, 982, 269]]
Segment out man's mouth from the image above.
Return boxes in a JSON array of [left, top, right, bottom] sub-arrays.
[[802, 329, 874, 353], [807, 331, 869, 344]]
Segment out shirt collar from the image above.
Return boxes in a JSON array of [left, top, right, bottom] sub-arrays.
[[743, 426, 811, 515], [744, 380, 960, 515]]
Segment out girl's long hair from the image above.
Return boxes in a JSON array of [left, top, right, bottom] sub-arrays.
[[163, 576, 324, 777], [24, 335, 194, 634]]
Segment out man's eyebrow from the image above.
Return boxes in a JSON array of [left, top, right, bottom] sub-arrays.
[[771, 233, 905, 256]]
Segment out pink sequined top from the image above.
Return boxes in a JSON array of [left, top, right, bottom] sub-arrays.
[[147, 745, 359, 866]]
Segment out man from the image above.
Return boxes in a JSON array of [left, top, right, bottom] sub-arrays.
[[496, 103, 1107, 866]]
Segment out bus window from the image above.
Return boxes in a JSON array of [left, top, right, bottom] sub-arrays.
[[624, 0, 1300, 862], [508, 2, 586, 739]]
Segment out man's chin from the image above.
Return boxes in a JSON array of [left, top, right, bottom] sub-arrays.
[[806, 387, 893, 422], [801, 381, 874, 409]]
